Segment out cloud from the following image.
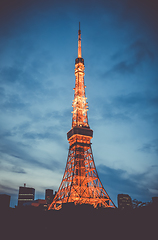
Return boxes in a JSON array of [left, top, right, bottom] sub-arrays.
[[0, 160, 26, 174], [97, 164, 158, 203], [138, 139, 158, 154], [108, 40, 154, 75], [0, 136, 63, 173], [113, 92, 158, 109], [110, 61, 135, 75], [111, 93, 158, 123], [129, 41, 154, 61], [0, 183, 17, 194], [92, 91, 158, 125], [11, 166, 26, 174], [0, 67, 22, 83], [0, 94, 29, 113]]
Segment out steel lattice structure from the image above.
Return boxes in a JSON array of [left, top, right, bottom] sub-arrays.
[[48, 23, 115, 210]]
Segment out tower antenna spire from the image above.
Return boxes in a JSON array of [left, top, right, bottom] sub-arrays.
[[78, 22, 82, 58]]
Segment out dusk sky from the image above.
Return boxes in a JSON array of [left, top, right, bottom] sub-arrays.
[[0, 0, 158, 208]]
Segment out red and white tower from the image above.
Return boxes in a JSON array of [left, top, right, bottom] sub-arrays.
[[49, 23, 115, 210]]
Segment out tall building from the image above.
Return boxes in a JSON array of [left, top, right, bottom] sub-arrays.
[[18, 184, 35, 207], [49, 23, 115, 210], [45, 189, 54, 205], [118, 194, 132, 209]]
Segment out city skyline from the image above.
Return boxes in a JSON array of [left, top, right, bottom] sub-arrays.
[[0, 0, 158, 207]]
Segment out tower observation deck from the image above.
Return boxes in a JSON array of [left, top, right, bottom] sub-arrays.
[[48, 23, 115, 210]]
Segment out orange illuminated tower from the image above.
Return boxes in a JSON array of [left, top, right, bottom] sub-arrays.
[[49, 23, 115, 210]]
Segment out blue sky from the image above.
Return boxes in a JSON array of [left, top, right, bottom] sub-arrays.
[[0, 0, 158, 207]]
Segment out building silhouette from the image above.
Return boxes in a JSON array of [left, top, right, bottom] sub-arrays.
[[0, 194, 10, 208], [118, 194, 132, 209], [45, 189, 54, 205], [49, 23, 115, 210], [23, 199, 47, 210], [18, 184, 35, 207], [152, 197, 158, 206]]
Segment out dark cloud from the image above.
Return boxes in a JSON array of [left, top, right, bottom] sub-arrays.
[[102, 111, 131, 123], [0, 183, 18, 194], [111, 61, 135, 75], [0, 147, 62, 173], [0, 94, 29, 112], [0, 66, 29, 85], [12, 122, 32, 134], [114, 92, 158, 109], [109, 40, 154, 75], [129, 41, 154, 61], [0, 67, 21, 83], [97, 92, 158, 123], [0, 131, 13, 138], [0, 87, 5, 98], [11, 166, 26, 174], [30, 158, 63, 172], [97, 164, 157, 203], [23, 131, 62, 142], [5, 110, 71, 142], [88, 91, 157, 126], [0, 137, 64, 173], [0, 139, 27, 158], [138, 139, 158, 154], [0, 66, 43, 98], [44, 109, 71, 127], [0, 159, 26, 174]]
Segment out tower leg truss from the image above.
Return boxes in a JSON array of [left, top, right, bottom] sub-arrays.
[[48, 135, 115, 210]]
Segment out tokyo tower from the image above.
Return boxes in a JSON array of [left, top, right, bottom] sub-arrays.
[[49, 23, 115, 210]]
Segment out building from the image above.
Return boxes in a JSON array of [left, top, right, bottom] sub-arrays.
[[152, 197, 158, 205], [45, 189, 54, 205], [118, 194, 132, 210], [18, 184, 35, 207], [0, 194, 11, 208], [24, 199, 47, 210]]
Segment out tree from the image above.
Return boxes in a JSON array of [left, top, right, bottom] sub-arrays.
[[132, 199, 150, 209]]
